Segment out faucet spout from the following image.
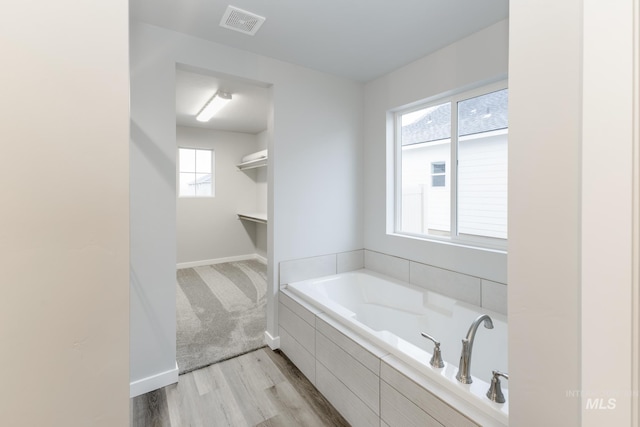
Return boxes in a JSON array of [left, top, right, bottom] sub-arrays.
[[456, 314, 493, 384]]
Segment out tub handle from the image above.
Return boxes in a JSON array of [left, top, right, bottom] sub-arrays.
[[486, 370, 509, 403], [420, 332, 445, 368]]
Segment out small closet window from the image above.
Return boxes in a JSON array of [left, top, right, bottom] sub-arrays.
[[178, 148, 214, 197]]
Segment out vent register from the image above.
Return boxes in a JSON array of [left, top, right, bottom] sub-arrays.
[[220, 5, 266, 36]]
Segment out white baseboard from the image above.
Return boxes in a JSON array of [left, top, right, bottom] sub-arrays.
[[130, 361, 179, 398], [177, 253, 264, 269], [264, 330, 280, 350]]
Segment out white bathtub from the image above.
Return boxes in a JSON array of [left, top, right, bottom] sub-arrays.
[[287, 269, 508, 425]]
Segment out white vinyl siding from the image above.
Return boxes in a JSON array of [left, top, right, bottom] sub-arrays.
[[401, 142, 450, 235], [458, 130, 508, 239]]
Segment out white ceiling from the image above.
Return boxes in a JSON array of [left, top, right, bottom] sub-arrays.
[[175, 67, 270, 134], [140, 0, 509, 133], [132, 0, 508, 83]]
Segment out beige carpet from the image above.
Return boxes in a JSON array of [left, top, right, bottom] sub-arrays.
[[176, 259, 267, 374]]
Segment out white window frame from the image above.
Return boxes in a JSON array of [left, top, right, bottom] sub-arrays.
[[178, 147, 215, 198], [392, 81, 508, 251]]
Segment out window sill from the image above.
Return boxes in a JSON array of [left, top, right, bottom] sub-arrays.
[[389, 231, 507, 254], [178, 196, 215, 199]]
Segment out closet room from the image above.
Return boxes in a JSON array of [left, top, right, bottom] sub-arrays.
[[174, 67, 270, 374]]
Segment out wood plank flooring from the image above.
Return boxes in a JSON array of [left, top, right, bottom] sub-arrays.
[[131, 347, 350, 427]]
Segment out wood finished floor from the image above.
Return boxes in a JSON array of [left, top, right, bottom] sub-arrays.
[[131, 347, 350, 427]]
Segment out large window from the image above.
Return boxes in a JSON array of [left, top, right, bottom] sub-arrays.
[[179, 148, 214, 197], [394, 84, 508, 247]]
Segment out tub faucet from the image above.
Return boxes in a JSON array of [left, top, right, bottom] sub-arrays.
[[420, 332, 444, 368], [456, 314, 494, 384], [487, 370, 509, 403]]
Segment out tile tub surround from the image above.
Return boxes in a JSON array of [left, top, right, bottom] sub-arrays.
[[278, 291, 321, 384], [365, 250, 507, 315], [363, 250, 410, 283], [480, 280, 508, 315], [278, 289, 508, 427], [279, 250, 365, 285], [278, 249, 506, 315]]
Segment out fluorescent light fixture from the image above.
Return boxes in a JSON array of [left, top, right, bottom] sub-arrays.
[[196, 91, 232, 122]]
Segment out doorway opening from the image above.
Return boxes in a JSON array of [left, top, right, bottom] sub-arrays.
[[174, 65, 272, 374]]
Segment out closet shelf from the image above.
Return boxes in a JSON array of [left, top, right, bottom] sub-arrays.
[[236, 157, 267, 170], [237, 212, 267, 224]]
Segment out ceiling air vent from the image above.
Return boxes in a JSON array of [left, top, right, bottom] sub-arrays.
[[220, 5, 266, 36]]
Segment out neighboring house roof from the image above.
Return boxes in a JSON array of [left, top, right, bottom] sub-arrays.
[[188, 174, 212, 186], [402, 89, 508, 146]]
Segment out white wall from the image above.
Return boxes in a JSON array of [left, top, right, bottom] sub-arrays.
[[581, 2, 637, 424], [0, 1, 129, 425], [509, 1, 638, 425], [256, 130, 268, 259], [176, 126, 261, 264], [130, 23, 179, 393], [130, 22, 363, 393], [363, 20, 509, 283], [508, 3, 581, 423]]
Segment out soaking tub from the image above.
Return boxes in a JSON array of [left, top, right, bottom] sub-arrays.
[[286, 269, 508, 425]]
